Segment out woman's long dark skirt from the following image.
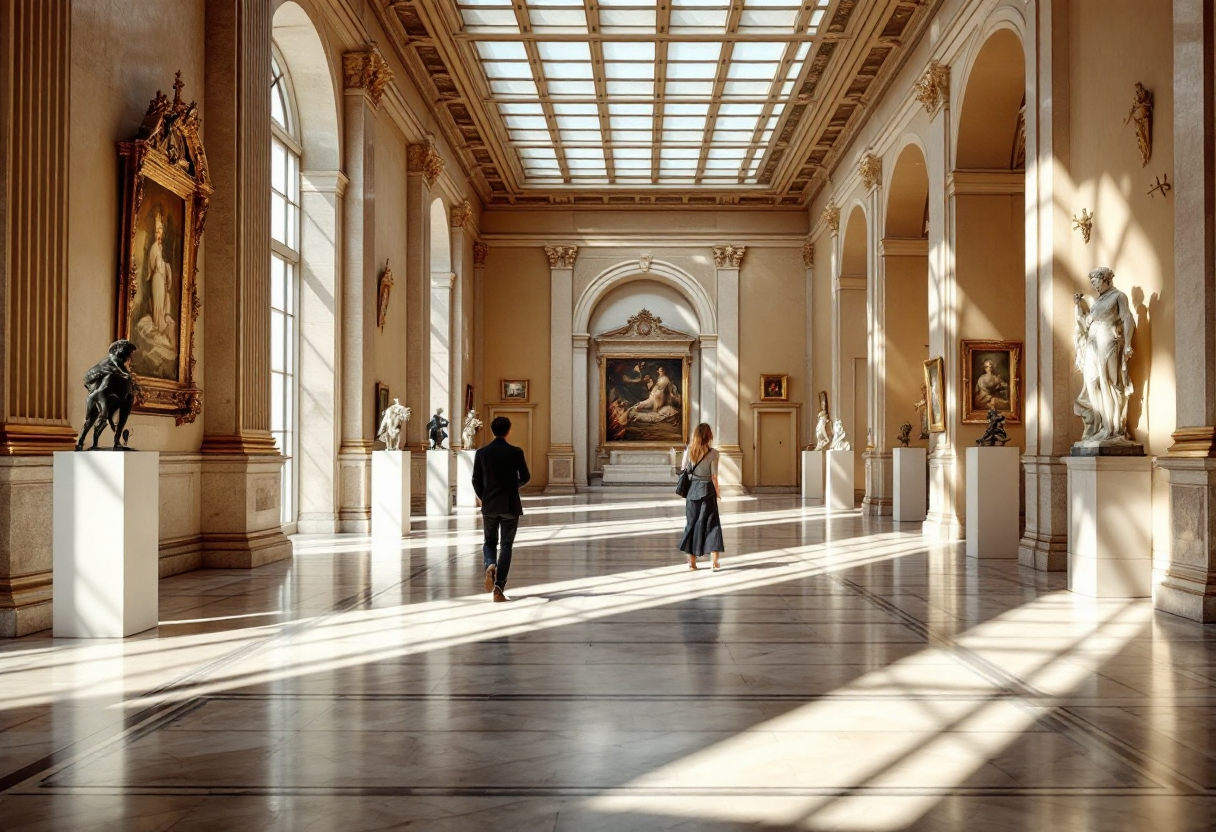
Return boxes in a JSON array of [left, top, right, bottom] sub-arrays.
[[679, 493, 725, 556]]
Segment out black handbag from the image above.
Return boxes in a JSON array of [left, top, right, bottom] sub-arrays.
[[674, 464, 693, 497]]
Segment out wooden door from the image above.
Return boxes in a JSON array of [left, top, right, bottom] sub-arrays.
[[757, 410, 796, 486]]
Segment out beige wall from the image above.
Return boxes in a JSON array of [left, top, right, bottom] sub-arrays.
[[884, 254, 930, 447], [374, 117, 410, 412]]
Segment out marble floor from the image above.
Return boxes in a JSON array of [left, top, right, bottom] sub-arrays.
[[1, 494, 1216, 831]]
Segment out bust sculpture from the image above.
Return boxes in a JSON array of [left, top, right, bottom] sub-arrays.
[[828, 419, 852, 451], [896, 423, 911, 448], [376, 398, 410, 451], [976, 406, 1009, 447], [812, 408, 831, 451], [76, 340, 139, 451], [427, 408, 449, 450], [462, 410, 483, 449], [1073, 266, 1137, 449]]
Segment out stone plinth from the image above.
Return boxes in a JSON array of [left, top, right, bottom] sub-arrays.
[[1065, 455, 1152, 598], [893, 447, 927, 523], [371, 451, 411, 539], [602, 449, 678, 485], [826, 449, 854, 512], [426, 451, 452, 516], [801, 450, 824, 504], [53, 452, 159, 638], [457, 450, 478, 507], [965, 446, 1020, 559]]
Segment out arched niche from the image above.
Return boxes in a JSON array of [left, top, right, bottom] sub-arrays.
[[429, 198, 452, 426], [956, 28, 1026, 170], [837, 205, 869, 484]]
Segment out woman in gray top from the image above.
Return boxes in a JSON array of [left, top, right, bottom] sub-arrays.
[[679, 422, 725, 570]]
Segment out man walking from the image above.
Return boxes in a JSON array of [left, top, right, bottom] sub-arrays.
[[472, 416, 530, 602]]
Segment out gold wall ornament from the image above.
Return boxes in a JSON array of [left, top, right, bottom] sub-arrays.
[[1072, 208, 1094, 244], [822, 204, 841, 234], [116, 71, 211, 425], [859, 153, 882, 190], [801, 241, 815, 268], [407, 142, 445, 186], [638, 254, 652, 273], [377, 260, 394, 330], [544, 245, 578, 268], [343, 47, 393, 109], [711, 245, 746, 268], [1124, 82, 1154, 168], [913, 61, 950, 117], [450, 200, 473, 229], [1148, 173, 1172, 199], [473, 241, 489, 267]]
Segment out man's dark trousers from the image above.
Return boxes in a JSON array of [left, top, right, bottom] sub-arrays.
[[482, 514, 519, 589]]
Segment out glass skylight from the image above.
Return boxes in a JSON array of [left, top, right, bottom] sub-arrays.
[[455, 0, 834, 186]]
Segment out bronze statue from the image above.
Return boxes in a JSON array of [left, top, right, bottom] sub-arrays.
[[427, 408, 449, 450], [896, 423, 911, 447], [976, 406, 1008, 447], [76, 340, 139, 451]]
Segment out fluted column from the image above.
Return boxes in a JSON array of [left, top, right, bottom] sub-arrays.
[[861, 154, 892, 515], [546, 244, 577, 494], [450, 202, 471, 446], [712, 245, 745, 493], [473, 242, 488, 425], [801, 241, 815, 449], [198, 0, 291, 567], [572, 334, 591, 488], [1156, 0, 1216, 621], [0, 0, 71, 636]]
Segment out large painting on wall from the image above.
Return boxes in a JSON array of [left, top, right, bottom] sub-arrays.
[[960, 340, 1023, 424], [601, 356, 689, 445]]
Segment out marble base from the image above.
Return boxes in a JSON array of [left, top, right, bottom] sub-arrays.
[[893, 447, 927, 523], [1065, 455, 1152, 598], [52, 452, 159, 638], [371, 451, 411, 539], [965, 446, 1020, 559], [801, 450, 824, 504], [456, 450, 478, 507], [426, 451, 452, 516], [826, 449, 855, 512], [602, 449, 678, 485]]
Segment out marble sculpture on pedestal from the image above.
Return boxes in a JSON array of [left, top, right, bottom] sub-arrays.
[[1073, 266, 1138, 452], [812, 408, 831, 450], [462, 410, 483, 449], [828, 419, 852, 451], [376, 398, 411, 451]]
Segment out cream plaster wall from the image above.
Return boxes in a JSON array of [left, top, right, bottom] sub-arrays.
[[375, 117, 410, 419], [810, 237, 834, 428], [884, 255, 930, 447]]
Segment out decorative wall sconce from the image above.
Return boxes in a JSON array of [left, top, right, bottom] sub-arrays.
[[1148, 174, 1172, 199], [1071, 208, 1093, 244], [377, 259, 393, 329]]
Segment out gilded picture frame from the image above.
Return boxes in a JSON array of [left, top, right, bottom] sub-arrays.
[[600, 354, 691, 448], [116, 74, 211, 425], [923, 357, 946, 433], [375, 383, 390, 437], [501, 379, 529, 402], [760, 374, 789, 402], [961, 340, 1023, 424]]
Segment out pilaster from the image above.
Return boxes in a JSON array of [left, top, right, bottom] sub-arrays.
[[546, 245, 577, 493], [802, 240, 815, 449], [712, 245, 746, 493], [450, 203, 471, 447], [861, 154, 892, 516], [473, 242, 488, 437]]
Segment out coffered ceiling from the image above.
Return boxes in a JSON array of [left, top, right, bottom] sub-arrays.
[[375, 0, 936, 208]]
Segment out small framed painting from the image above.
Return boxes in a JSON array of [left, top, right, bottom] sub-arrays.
[[375, 383, 390, 435], [923, 357, 946, 433], [501, 379, 529, 402], [760, 374, 789, 402], [961, 340, 1022, 424], [465, 383, 474, 413]]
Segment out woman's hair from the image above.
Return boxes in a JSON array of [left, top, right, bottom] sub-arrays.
[[688, 422, 713, 465]]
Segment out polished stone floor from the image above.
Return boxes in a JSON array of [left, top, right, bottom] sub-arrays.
[[2, 494, 1216, 831]]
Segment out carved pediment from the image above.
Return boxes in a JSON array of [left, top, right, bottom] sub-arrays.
[[596, 309, 694, 342], [133, 71, 210, 188]]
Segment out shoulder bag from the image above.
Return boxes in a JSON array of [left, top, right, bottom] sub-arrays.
[[674, 452, 704, 498]]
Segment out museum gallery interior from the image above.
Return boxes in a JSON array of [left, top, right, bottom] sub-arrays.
[[4, 0, 1216, 829]]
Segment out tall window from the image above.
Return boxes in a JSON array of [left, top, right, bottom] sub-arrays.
[[270, 47, 301, 529]]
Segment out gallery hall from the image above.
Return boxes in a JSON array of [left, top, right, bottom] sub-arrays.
[[1, 0, 1216, 829]]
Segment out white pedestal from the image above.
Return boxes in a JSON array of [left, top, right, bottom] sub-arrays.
[[893, 447, 927, 523], [602, 449, 678, 485], [426, 451, 452, 516], [456, 450, 478, 507], [965, 446, 1020, 558], [825, 449, 855, 512], [1065, 455, 1152, 598], [371, 450, 411, 539], [801, 450, 824, 503], [53, 452, 159, 638]]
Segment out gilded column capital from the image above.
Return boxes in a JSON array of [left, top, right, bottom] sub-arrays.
[[342, 47, 393, 109], [801, 241, 814, 268], [711, 244, 746, 269], [408, 142, 445, 186], [544, 245, 578, 268], [822, 204, 841, 234], [473, 241, 489, 267], [913, 61, 950, 117], [450, 200, 473, 229], [859, 153, 882, 190]]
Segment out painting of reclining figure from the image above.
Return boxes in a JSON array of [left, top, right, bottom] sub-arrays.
[[603, 356, 687, 445]]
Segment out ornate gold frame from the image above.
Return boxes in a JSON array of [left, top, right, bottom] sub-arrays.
[[599, 354, 691, 449], [960, 340, 1023, 424], [923, 357, 946, 434], [116, 73, 211, 424], [759, 373, 789, 402]]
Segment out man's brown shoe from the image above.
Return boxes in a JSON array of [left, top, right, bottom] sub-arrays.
[[484, 564, 497, 593], [492, 588, 512, 603]]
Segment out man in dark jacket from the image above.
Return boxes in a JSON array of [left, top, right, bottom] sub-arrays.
[[472, 416, 530, 602]]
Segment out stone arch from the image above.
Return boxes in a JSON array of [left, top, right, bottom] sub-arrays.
[[429, 197, 453, 430], [574, 259, 716, 336], [955, 24, 1028, 170], [272, 1, 340, 170]]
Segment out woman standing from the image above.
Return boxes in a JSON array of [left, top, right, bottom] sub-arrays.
[[679, 422, 724, 571]]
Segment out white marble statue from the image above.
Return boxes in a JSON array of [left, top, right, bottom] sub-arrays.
[[462, 410, 483, 449], [813, 408, 831, 450], [828, 419, 852, 451], [1073, 266, 1136, 446], [376, 398, 411, 451]]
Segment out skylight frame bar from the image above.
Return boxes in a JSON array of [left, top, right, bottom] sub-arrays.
[[649, 1, 672, 185], [517, 4, 573, 184], [585, 7, 617, 183], [693, 39, 736, 184], [739, 39, 802, 183]]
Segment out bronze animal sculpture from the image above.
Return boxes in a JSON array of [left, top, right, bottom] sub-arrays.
[[76, 340, 139, 451]]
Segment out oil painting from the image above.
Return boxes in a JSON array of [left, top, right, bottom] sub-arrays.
[[602, 356, 688, 445]]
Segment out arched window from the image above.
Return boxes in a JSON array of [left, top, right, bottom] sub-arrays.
[[270, 46, 301, 529]]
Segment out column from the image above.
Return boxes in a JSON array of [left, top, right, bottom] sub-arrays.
[[546, 245, 577, 493], [699, 334, 719, 444], [801, 240, 815, 449], [450, 202, 472, 446], [712, 245, 746, 493], [572, 334, 591, 489], [1019, 0, 1072, 570], [1155, 0, 1216, 621], [917, 61, 964, 540], [0, 0, 72, 636], [430, 271, 453, 438], [860, 154, 892, 516], [199, 0, 292, 567], [473, 241, 488, 421]]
